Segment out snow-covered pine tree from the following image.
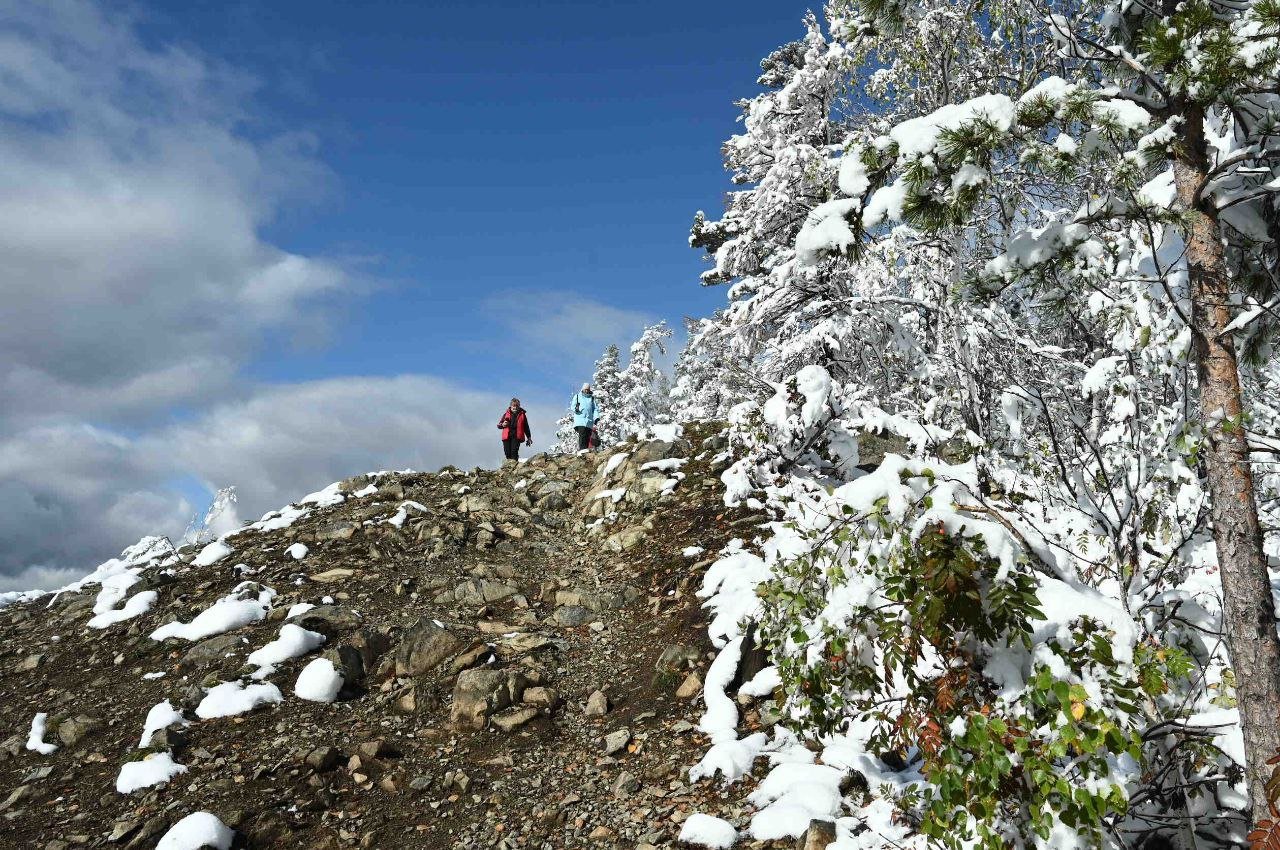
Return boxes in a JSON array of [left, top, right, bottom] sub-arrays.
[[796, 0, 1280, 827], [586, 344, 623, 447], [552, 414, 577, 454], [681, 3, 1280, 845], [611, 322, 673, 441]]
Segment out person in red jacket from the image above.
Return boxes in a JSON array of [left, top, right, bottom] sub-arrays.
[[497, 398, 533, 461]]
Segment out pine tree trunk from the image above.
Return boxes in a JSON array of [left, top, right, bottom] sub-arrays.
[[1173, 125, 1280, 823]]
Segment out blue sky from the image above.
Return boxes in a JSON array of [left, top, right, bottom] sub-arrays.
[[0, 0, 814, 587], [140, 0, 813, 394]]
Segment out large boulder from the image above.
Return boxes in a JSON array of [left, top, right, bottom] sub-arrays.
[[394, 619, 463, 677], [450, 669, 527, 730]]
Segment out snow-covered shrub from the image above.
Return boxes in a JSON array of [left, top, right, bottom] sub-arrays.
[[751, 455, 1220, 846]]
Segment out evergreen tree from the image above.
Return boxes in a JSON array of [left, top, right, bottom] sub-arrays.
[[797, 0, 1280, 821], [589, 344, 623, 446], [685, 3, 1280, 843], [612, 322, 673, 441]]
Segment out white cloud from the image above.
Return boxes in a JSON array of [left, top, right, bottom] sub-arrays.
[[0, 0, 348, 427]]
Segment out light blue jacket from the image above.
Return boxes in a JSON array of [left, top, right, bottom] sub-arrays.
[[571, 391, 598, 428]]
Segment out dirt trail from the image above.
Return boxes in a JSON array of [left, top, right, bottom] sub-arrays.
[[0, 423, 780, 850]]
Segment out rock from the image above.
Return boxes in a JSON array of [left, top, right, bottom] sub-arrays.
[[322, 645, 366, 695], [443, 769, 471, 793], [457, 495, 493, 514], [296, 606, 362, 638], [553, 606, 592, 627], [309, 568, 356, 583], [147, 727, 188, 752], [497, 633, 554, 657], [56, 715, 100, 748], [1, 735, 26, 760], [17, 654, 45, 672], [0, 785, 29, 813], [603, 728, 631, 755], [450, 668, 528, 730], [522, 686, 560, 710], [394, 619, 462, 677], [445, 642, 493, 675], [122, 815, 167, 849], [448, 579, 521, 606], [357, 739, 389, 759], [535, 493, 570, 511], [587, 825, 614, 841], [181, 633, 243, 668], [305, 746, 340, 772], [611, 771, 640, 797], [108, 818, 142, 843], [604, 526, 646, 552], [733, 623, 770, 690], [584, 689, 609, 716], [315, 521, 357, 542], [655, 644, 700, 674], [491, 705, 539, 732], [554, 589, 623, 612], [349, 629, 392, 672], [675, 672, 702, 699], [798, 819, 837, 850]]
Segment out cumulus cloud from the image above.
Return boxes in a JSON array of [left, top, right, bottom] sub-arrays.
[[0, 0, 364, 587], [0, 0, 347, 428]]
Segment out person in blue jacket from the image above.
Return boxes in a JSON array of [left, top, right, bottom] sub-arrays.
[[570, 383, 598, 450]]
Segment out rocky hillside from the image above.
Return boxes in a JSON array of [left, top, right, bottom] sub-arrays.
[[0, 423, 789, 850]]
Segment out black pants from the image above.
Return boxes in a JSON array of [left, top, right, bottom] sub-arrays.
[[575, 426, 592, 450], [503, 438, 522, 460]]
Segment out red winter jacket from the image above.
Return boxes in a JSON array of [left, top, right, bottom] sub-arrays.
[[498, 407, 531, 442]]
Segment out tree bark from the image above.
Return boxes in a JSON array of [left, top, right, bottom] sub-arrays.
[[1173, 120, 1280, 824]]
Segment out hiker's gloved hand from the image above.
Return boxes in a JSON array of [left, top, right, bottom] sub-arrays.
[[525, 438, 533, 446]]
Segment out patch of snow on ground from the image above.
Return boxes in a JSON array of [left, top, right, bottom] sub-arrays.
[[678, 813, 738, 848], [139, 700, 189, 747], [247, 624, 326, 678], [116, 752, 187, 793], [286, 603, 315, 619], [88, 590, 158, 629], [352, 484, 379, 497], [285, 543, 309, 560], [295, 658, 343, 702], [150, 583, 275, 642], [300, 482, 344, 507], [243, 505, 310, 534], [593, 488, 627, 504], [93, 571, 141, 614], [195, 681, 283, 719], [2, 536, 175, 610], [155, 812, 235, 850], [602, 452, 631, 477], [738, 666, 781, 697], [747, 762, 845, 840], [192, 540, 234, 567], [26, 713, 57, 754], [386, 500, 429, 528], [649, 423, 682, 441], [682, 546, 705, 559]]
